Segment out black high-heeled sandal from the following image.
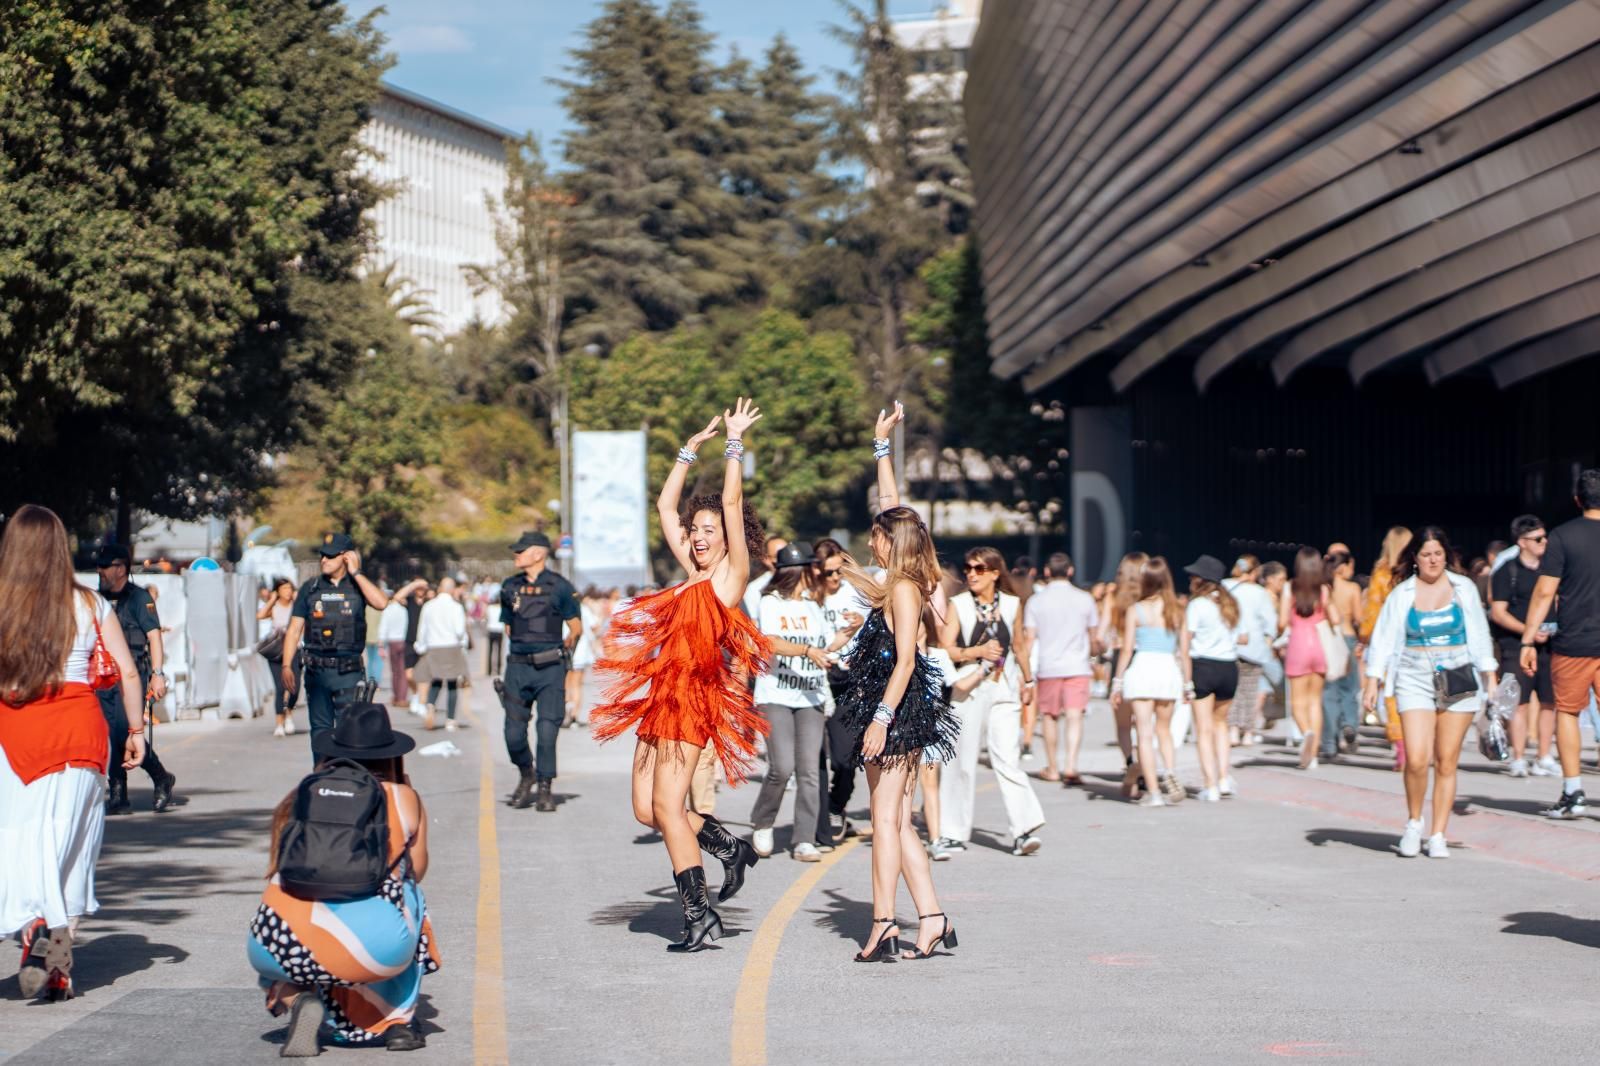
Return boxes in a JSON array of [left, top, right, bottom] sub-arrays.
[[854, 917, 901, 963], [901, 912, 958, 959]]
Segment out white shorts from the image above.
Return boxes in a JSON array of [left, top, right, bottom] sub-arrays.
[[1123, 651, 1184, 702], [1393, 648, 1482, 714]]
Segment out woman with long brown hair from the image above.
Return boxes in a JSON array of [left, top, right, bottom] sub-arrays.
[[833, 402, 961, 961], [590, 399, 770, 953], [1360, 526, 1413, 770], [0, 504, 144, 1001], [1280, 546, 1343, 770], [1099, 552, 1148, 796], [1113, 556, 1191, 805], [1184, 556, 1242, 801]]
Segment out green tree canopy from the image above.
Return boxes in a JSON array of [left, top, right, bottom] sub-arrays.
[[0, 0, 386, 527]]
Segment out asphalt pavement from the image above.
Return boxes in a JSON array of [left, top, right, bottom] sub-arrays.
[[4, 667, 1600, 1066]]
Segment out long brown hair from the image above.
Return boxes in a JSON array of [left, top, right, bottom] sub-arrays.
[[842, 506, 942, 610], [1190, 578, 1240, 628], [1110, 551, 1149, 632], [1137, 556, 1184, 631], [0, 504, 89, 706], [1291, 546, 1327, 618], [963, 546, 1018, 598]]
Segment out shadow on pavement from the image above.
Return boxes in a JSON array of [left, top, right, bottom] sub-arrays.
[[1305, 828, 1397, 854], [1501, 911, 1600, 949], [72, 933, 191, 994], [1462, 794, 1556, 818], [93, 805, 273, 926], [807, 888, 873, 943], [589, 886, 748, 942]]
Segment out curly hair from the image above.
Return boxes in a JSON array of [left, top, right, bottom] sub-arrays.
[[680, 494, 765, 563]]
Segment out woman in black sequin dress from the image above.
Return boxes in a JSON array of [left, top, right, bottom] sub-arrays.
[[834, 403, 961, 962]]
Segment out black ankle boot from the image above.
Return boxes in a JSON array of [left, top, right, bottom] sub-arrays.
[[509, 767, 536, 809], [105, 779, 131, 815], [696, 814, 758, 902], [666, 867, 722, 953], [534, 779, 555, 812]]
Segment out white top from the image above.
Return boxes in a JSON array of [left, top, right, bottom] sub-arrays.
[[377, 601, 410, 643], [1224, 578, 1277, 666], [1022, 581, 1098, 679], [269, 602, 292, 632], [1364, 571, 1498, 695], [1186, 594, 1242, 661], [741, 571, 774, 617], [951, 590, 1023, 698], [753, 594, 835, 708], [64, 591, 113, 685], [414, 595, 468, 654]]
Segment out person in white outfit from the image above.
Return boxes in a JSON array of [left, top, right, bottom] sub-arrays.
[[935, 546, 1045, 857], [414, 577, 470, 732]]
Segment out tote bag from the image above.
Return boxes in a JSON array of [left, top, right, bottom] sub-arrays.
[[1315, 619, 1350, 682]]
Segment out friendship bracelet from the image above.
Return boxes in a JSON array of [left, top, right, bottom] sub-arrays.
[[873, 438, 892, 459], [724, 439, 745, 461], [676, 447, 697, 466], [872, 701, 896, 726]]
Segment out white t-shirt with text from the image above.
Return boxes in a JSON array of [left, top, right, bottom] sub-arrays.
[[753, 594, 835, 709]]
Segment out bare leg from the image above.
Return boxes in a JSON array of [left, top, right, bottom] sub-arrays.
[[1536, 696, 1555, 760], [862, 762, 905, 953], [1114, 698, 1134, 761], [1211, 701, 1233, 782], [1399, 710, 1437, 822], [1064, 707, 1085, 777], [1132, 700, 1159, 795], [1192, 694, 1218, 789], [650, 739, 708, 872], [1431, 711, 1474, 836], [1557, 711, 1583, 777], [895, 763, 947, 953], [1153, 700, 1177, 773], [1510, 701, 1530, 762], [918, 763, 941, 841], [632, 739, 658, 828], [1040, 716, 1062, 778]]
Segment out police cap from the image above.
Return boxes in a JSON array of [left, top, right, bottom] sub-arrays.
[[318, 532, 355, 557], [95, 543, 132, 568], [510, 530, 552, 553]]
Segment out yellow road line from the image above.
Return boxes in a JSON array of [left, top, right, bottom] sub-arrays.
[[730, 838, 860, 1066], [464, 703, 509, 1066]]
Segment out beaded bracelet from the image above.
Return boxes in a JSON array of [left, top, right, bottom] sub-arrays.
[[872, 438, 891, 459], [872, 701, 895, 726], [676, 447, 697, 466], [724, 439, 745, 460]]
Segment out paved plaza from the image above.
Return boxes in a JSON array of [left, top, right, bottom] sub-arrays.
[[4, 668, 1600, 1066]]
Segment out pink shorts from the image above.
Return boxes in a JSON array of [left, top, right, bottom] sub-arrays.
[[1037, 676, 1090, 718]]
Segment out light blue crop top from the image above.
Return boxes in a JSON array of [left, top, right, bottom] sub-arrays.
[[1405, 602, 1466, 647], [1134, 604, 1178, 653]]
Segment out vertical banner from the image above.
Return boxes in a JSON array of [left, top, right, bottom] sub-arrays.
[[1071, 406, 1132, 583], [573, 430, 652, 590]]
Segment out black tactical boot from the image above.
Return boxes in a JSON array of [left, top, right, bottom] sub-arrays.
[[509, 767, 536, 809], [696, 813, 759, 902], [665, 867, 722, 953], [534, 779, 556, 812], [105, 778, 132, 815], [151, 770, 177, 813]]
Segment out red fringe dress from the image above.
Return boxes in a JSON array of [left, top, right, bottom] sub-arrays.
[[591, 581, 771, 785]]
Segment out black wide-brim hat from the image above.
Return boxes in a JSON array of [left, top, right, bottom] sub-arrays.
[[1184, 554, 1228, 584], [311, 701, 415, 760]]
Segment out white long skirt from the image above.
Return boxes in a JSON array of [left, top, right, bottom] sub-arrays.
[[0, 744, 106, 937]]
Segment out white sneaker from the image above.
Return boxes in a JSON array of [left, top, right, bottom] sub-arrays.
[[792, 842, 822, 862], [784, 774, 795, 792], [1425, 833, 1449, 858], [1398, 819, 1424, 858], [445, 720, 458, 732], [1219, 776, 1237, 797], [927, 839, 951, 861], [273, 724, 286, 738], [1532, 755, 1560, 776], [1138, 793, 1168, 807], [283, 718, 296, 736], [1508, 759, 1528, 778], [752, 828, 774, 858], [1198, 787, 1221, 802]]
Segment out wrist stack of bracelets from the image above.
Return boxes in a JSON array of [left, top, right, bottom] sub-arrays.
[[873, 437, 891, 459]]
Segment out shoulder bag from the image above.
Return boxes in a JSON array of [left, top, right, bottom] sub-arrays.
[[1313, 591, 1350, 681], [90, 612, 121, 691]]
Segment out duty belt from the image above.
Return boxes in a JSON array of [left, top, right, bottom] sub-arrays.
[[304, 654, 364, 673], [508, 648, 566, 667]]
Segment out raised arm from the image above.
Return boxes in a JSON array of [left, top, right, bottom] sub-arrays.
[[660, 414, 722, 573], [716, 397, 762, 603], [873, 401, 904, 513], [860, 580, 924, 760]]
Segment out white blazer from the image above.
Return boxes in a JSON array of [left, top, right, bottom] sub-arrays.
[[951, 590, 1022, 698], [1364, 571, 1497, 696]]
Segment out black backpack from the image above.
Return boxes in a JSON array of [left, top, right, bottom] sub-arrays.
[[276, 759, 396, 902]]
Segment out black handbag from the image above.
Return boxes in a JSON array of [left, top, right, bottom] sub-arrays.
[[257, 629, 286, 660], [1432, 662, 1479, 705]]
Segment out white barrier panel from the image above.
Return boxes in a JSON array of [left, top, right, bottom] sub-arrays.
[[573, 429, 652, 591]]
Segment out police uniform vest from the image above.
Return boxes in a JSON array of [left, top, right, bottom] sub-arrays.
[[101, 583, 153, 661], [305, 578, 362, 657], [505, 574, 564, 647]]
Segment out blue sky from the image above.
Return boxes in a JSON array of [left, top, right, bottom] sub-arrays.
[[368, 0, 936, 151]]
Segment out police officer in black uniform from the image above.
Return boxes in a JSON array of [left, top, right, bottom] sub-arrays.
[[95, 544, 178, 813], [494, 531, 581, 811], [280, 533, 389, 761]]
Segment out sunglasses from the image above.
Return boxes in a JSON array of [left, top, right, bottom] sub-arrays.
[[964, 564, 993, 574], [1522, 534, 1547, 543], [822, 566, 843, 576]]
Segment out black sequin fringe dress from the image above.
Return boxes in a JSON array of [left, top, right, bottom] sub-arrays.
[[833, 609, 959, 770]]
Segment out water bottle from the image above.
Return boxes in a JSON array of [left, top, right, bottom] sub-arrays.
[[1487, 676, 1520, 721], [1478, 677, 1518, 762]]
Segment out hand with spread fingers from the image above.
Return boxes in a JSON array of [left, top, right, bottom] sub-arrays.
[[723, 397, 761, 440]]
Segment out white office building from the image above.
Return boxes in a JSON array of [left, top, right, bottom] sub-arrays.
[[360, 84, 514, 336], [895, 1, 982, 97]]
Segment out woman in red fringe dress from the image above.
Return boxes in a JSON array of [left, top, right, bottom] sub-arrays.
[[591, 398, 771, 953]]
